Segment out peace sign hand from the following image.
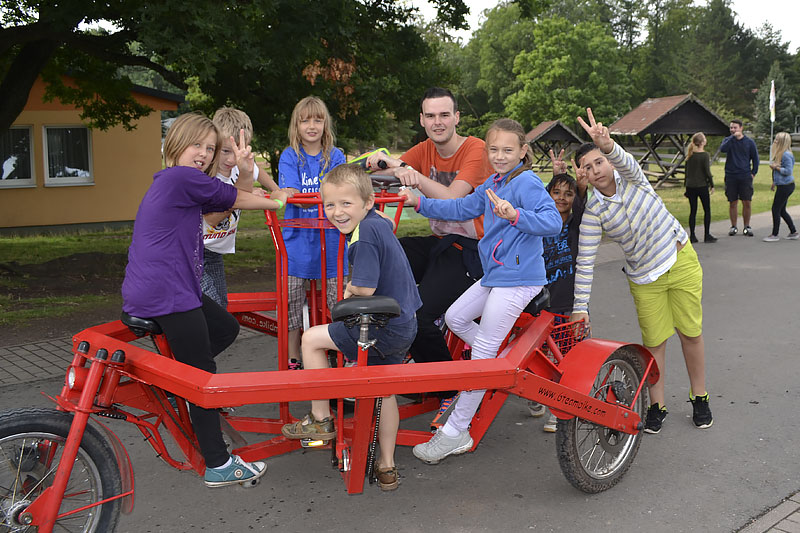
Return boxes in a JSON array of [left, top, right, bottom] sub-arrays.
[[576, 107, 613, 153], [549, 148, 567, 175], [487, 189, 517, 222], [231, 129, 255, 174], [571, 157, 589, 194]]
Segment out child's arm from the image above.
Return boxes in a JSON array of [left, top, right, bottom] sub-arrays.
[[233, 189, 287, 211], [343, 281, 375, 299], [203, 210, 233, 227], [400, 178, 489, 221], [571, 209, 602, 323], [255, 161, 280, 192]]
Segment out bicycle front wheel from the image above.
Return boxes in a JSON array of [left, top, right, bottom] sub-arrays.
[[555, 347, 647, 493], [0, 408, 122, 533]]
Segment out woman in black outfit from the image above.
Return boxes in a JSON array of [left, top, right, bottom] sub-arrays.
[[685, 132, 717, 243]]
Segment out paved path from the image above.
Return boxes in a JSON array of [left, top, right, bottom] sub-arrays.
[[2, 205, 799, 532]]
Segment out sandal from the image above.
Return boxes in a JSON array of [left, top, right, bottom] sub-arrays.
[[374, 465, 399, 491]]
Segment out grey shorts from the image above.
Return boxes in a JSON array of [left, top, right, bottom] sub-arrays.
[[287, 275, 340, 331]]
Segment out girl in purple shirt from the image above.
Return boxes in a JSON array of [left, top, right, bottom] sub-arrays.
[[122, 113, 286, 487]]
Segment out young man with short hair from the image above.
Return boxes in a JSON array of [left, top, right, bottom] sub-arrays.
[[720, 119, 759, 236]]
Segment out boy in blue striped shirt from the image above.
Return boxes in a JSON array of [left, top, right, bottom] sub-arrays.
[[570, 108, 712, 434]]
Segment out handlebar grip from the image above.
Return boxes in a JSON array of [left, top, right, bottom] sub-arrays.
[[377, 160, 387, 169]]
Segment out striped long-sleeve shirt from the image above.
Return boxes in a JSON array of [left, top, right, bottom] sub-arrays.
[[572, 142, 688, 313]]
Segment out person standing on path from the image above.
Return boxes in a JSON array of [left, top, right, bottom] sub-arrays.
[[720, 119, 759, 237]]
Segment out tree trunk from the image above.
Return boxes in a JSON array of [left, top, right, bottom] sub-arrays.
[[0, 40, 58, 132]]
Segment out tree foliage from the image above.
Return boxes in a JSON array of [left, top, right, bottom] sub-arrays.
[[505, 17, 630, 130], [753, 61, 797, 152]]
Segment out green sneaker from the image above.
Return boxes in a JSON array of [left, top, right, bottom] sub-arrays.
[[281, 413, 336, 440], [204, 455, 267, 488]]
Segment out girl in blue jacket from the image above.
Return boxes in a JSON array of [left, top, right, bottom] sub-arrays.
[[400, 118, 562, 464]]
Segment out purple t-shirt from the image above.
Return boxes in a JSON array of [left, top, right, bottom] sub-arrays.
[[122, 166, 238, 317]]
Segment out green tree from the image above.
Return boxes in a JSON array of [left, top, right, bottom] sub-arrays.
[[505, 17, 630, 130], [753, 61, 797, 152], [0, 0, 468, 145]]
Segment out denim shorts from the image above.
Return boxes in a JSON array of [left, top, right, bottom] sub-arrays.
[[328, 318, 416, 366]]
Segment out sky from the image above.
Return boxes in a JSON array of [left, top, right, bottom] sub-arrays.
[[408, 0, 800, 51]]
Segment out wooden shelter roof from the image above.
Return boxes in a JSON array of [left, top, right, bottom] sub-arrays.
[[525, 120, 583, 144], [609, 94, 729, 136]]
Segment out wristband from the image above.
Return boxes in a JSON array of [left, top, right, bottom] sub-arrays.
[[273, 198, 284, 209]]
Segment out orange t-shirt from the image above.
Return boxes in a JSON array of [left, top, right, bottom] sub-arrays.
[[401, 136, 493, 239]]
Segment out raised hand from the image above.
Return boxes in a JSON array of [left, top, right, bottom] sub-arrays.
[[549, 148, 567, 175], [486, 189, 517, 221], [231, 129, 255, 173], [576, 107, 613, 153], [571, 156, 588, 194]]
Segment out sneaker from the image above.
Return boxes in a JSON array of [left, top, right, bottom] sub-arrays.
[[786, 232, 799, 240], [343, 358, 357, 368], [643, 403, 668, 434], [430, 393, 459, 432], [374, 465, 399, 491], [543, 414, 557, 433], [204, 455, 267, 488], [728, 226, 737, 236], [743, 226, 754, 237], [762, 235, 780, 242], [413, 428, 473, 464], [689, 234, 698, 243], [281, 413, 336, 440], [527, 401, 546, 418], [689, 393, 713, 429], [704, 234, 717, 243], [288, 359, 303, 370]]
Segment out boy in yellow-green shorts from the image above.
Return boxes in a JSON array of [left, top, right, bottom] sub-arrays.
[[570, 108, 712, 434]]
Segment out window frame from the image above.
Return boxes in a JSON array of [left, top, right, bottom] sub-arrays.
[[43, 125, 94, 187], [0, 125, 35, 189]]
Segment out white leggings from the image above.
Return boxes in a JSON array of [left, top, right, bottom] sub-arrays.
[[442, 280, 542, 434]]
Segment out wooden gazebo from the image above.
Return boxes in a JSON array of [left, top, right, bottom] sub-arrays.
[[609, 94, 729, 187], [525, 120, 583, 172]]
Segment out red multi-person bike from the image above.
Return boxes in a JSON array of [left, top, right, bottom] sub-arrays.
[[0, 176, 657, 533]]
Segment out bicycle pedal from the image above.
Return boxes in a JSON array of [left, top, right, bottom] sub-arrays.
[[300, 438, 331, 448]]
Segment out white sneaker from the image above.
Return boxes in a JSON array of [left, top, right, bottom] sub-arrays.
[[786, 232, 799, 240], [413, 428, 473, 464], [543, 414, 558, 433], [527, 401, 546, 417], [763, 235, 780, 242]]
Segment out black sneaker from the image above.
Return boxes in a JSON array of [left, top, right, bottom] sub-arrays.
[[743, 226, 754, 237], [704, 234, 717, 243], [689, 393, 713, 429], [690, 234, 698, 243], [644, 403, 668, 434], [728, 226, 737, 236]]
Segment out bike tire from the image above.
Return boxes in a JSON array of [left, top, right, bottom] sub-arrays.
[[555, 346, 647, 493], [0, 407, 122, 533]]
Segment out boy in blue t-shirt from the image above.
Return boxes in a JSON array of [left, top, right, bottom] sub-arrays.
[[281, 164, 421, 491]]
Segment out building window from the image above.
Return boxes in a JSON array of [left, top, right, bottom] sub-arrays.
[[0, 126, 34, 188], [44, 126, 93, 186]]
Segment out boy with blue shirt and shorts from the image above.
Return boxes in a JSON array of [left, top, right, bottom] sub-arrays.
[[281, 164, 421, 491]]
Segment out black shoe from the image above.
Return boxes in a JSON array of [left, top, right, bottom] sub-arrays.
[[643, 403, 668, 434], [690, 234, 698, 243], [728, 226, 737, 236], [743, 226, 754, 237], [704, 234, 717, 243], [689, 393, 713, 429]]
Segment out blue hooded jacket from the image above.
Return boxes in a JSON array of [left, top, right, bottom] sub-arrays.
[[416, 168, 562, 287]]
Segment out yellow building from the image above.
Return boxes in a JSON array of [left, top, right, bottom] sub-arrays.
[[0, 77, 181, 232]]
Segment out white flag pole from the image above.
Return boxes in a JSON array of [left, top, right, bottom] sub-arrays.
[[769, 79, 776, 161]]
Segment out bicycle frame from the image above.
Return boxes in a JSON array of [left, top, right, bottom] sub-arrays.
[[19, 190, 659, 532]]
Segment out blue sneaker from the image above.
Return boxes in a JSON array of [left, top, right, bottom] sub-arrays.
[[204, 455, 267, 488]]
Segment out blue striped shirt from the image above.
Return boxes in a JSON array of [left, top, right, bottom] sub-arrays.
[[573, 143, 688, 313]]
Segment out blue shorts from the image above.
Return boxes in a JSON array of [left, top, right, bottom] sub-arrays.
[[328, 318, 416, 366], [724, 175, 753, 202]]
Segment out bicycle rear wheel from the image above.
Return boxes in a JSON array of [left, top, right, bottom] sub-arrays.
[[0, 408, 122, 533], [555, 347, 647, 493]]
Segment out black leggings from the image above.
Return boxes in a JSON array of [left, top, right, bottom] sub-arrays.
[[686, 187, 711, 237], [771, 182, 796, 236], [153, 295, 240, 468]]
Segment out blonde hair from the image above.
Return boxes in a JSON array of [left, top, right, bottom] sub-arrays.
[[686, 132, 706, 160], [213, 106, 253, 145], [485, 118, 533, 183], [162, 113, 220, 177], [288, 96, 336, 171], [321, 164, 373, 203], [771, 132, 792, 166]]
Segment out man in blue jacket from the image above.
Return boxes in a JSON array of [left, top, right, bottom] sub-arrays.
[[720, 119, 759, 237]]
